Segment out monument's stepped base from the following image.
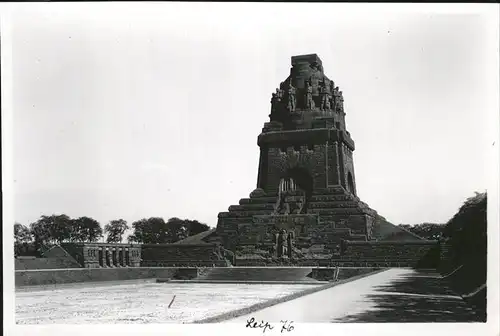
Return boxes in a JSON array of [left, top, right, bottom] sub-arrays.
[[217, 186, 379, 256], [196, 267, 316, 282]]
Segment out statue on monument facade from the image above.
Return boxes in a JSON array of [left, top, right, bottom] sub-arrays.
[[280, 229, 288, 258], [329, 82, 337, 112], [271, 92, 278, 115], [293, 192, 306, 214], [332, 86, 342, 113], [270, 87, 284, 116], [287, 81, 296, 112], [287, 232, 294, 259], [273, 193, 291, 215], [305, 80, 314, 109], [337, 90, 345, 114], [275, 229, 288, 258], [320, 79, 331, 111], [276, 88, 284, 101]]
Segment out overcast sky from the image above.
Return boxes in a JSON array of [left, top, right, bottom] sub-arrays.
[[4, 4, 499, 229]]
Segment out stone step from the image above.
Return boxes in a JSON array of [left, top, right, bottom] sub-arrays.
[[239, 194, 360, 205], [230, 200, 370, 212], [225, 210, 373, 219], [308, 202, 361, 209], [309, 208, 376, 216], [239, 197, 278, 205], [221, 207, 375, 218], [229, 204, 275, 211]]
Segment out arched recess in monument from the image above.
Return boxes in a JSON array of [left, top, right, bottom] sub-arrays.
[[347, 172, 356, 196], [281, 166, 314, 214], [283, 167, 313, 194]]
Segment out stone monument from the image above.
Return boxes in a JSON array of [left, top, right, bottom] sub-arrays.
[[214, 54, 434, 266]]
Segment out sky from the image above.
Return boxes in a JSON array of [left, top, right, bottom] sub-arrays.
[[3, 3, 499, 230]]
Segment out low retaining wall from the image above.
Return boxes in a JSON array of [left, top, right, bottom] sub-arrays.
[[15, 256, 81, 270], [141, 244, 222, 266], [234, 258, 415, 267], [341, 240, 439, 268], [15, 267, 179, 287], [142, 260, 227, 267], [309, 267, 381, 281]]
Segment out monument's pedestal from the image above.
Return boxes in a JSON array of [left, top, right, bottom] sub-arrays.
[[216, 185, 379, 264]]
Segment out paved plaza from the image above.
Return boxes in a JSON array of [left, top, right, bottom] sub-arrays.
[[16, 268, 483, 324], [15, 281, 319, 324], [226, 268, 483, 323]]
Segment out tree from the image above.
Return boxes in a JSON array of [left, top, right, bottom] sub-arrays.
[[30, 214, 73, 247], [440, 191, 487, 318], [104, 219, 129, 243], [442, 192, 487, 269], [14, 222, 33, 256], [163, 217, 211, 242], [29, 214, 102, 248], [128, 217, 211, 244], [128, 217, 169, 244], [72, 217, 103, 242], [184, 219, 210, 237]]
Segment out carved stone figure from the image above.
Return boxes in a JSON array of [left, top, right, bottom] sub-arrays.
[[337, 90, 345, 113], [276, 88, 284, 101], [294, 195, 306, 214], [329, 82, 336, 111], [273, 191, 284, 215], [287, 232, 294, 259], [320, 79, 331, 111], [270, 92, 278, 115], [287, 82, 296, 112], [275, 229, 287, 258], [332, 86, 341, 113], [280, 230, 288, 258], [305, 80, 314, 109], [271, 88, 285, 116]]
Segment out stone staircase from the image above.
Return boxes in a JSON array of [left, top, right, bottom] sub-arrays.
[[229, 187, 376, 217], [217, 186, 380, 251], [196, 267, 317, 282]]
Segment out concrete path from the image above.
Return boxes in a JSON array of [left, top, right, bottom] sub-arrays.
[[225, 268, 482, 323]]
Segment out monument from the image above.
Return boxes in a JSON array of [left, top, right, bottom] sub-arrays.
[[215, 54, 435, 266], [34, 54, 437, 270]]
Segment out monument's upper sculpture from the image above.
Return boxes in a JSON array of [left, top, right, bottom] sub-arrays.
[[268, 54, 347, 133], [257, 54, 356, 199]]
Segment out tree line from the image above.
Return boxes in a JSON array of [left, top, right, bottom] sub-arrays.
[[440, 191, 487, 273], [14, 215, 211, 256]]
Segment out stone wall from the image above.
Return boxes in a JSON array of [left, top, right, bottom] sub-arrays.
[[62, 243, 142, 268], [15, 255, 81, 270], [15, 267, 179, 287], [341, 240, 439, 267], [309, 267, 380, 281], [141, 244, 223, 267], [235, 258, 416, 267]]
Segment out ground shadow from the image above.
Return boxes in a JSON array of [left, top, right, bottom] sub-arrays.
[[334, 270, 486, 323]]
